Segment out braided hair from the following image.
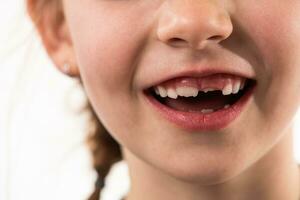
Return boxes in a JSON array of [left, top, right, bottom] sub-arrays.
[[85, 99, 122, 200], [26, 0, 123, 199]]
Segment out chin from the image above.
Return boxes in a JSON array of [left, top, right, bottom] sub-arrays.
[[158, 151, 247, 186]]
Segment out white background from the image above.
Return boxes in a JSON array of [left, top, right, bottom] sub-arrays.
[[0, 1, 299, 200]]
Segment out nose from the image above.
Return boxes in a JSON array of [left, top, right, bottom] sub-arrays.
[[156, 0, 233, 49]]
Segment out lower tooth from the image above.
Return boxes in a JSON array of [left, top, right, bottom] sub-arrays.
[[224, 104, 230, 109], [201, 109, 215, 114]]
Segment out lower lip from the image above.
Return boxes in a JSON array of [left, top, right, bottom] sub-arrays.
[[143, 83, 256, 132]]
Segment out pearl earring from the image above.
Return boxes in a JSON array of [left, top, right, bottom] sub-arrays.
[[63, 63, 71, 74]]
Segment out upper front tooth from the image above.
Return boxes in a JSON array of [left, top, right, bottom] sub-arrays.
[[232, 81, 241, 94], [167, 88, 178, 99], [222, 83, 233, 95], [158, 86, 168, 97], [203, 88, 216, 93], [240, 80, 246, 90], [155, 87, 160, 95], [176, 87, 198, 97]]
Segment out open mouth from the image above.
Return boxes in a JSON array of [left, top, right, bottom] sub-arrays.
[[143, 75, 256, 131], [147, 79, 255, 114]]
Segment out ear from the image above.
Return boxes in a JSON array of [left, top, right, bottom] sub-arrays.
[[26, 0, 80, 78]]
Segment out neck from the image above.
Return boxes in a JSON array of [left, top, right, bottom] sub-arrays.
[[123, 127, 300, 200]]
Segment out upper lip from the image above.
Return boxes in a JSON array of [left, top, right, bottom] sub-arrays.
[[142, 64, 256, 90]]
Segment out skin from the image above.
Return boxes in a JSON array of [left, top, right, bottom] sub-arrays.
[[27, 0, 300, 199]]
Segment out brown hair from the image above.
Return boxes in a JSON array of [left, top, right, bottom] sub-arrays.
[[26, 1, 123, 199]]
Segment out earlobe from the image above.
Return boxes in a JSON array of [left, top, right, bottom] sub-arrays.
[[26, 0, 80, 78], [62, 62, 80, 78], [49, 27, 80, 78]]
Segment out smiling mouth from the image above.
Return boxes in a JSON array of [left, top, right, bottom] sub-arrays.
[[143, 75, 257, 131], [148, 79, 255, 113]]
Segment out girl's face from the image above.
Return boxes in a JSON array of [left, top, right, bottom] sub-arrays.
[[62, 0, 300, 183]]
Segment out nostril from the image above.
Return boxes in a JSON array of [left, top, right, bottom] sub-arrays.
[[208, 35, 224, 41], [169, 38, 183, 42], [168, 35, 226, 49], [168, 38, 187, 47]]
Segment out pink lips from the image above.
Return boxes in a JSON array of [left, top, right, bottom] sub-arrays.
[[143, 81, 256, 132]]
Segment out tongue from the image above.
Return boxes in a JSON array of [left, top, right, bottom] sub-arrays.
[[164, 91, 232, 112]]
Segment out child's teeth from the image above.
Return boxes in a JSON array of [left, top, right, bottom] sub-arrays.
[[232, 81, 241, 94], [203, 88, 215, 93], [167, 88, 178, 99], [201, 109, 215, 114], [222, 83, 233, 95], [240, 80, 246, 90], [155, 87, 160, 95], [176, 87, 198, 97], [224, 104, 230, 109], [155, 78, 247, 98], [158, 86, 168, 97]]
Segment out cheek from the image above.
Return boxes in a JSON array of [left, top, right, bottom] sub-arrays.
[[64, 2, 152, 94], [233, 1, 300, 133], [70, 21, 137, 93], [237, 1, 300, 65], [63, 2, 158, 143]]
